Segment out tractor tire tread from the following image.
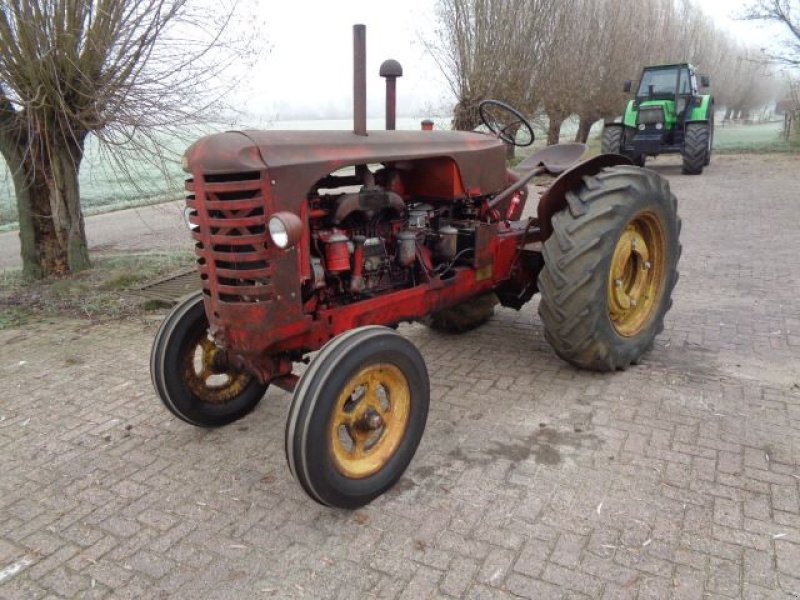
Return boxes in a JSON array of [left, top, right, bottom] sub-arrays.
[[537, 166, 681, 372]]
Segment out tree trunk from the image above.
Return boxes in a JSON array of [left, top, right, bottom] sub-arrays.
[[723, 107, 733, 121], [1, 132, 89, 278], [453, 98, 482, 131], [574, 115, 597, 143], [546, 111, 565, 145]]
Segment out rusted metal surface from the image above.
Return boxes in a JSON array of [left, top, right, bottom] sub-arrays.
[[135, 267, 200, 304], [353, 25, 367, 136], [174, 23, 635, 391], [380, 59, 403, 131], [512, 143, 587, 176], [185, 130, 508, 205]]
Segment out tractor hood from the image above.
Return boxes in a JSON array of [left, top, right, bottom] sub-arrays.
[[184, 129, 509, 203]]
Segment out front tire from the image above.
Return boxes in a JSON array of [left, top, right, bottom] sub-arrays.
[[601, 124, 623, 154], [285, 327, 430, 509], [537, 166, 681, 371], [602, 124, 645, 166], [682, 122, 711, 174], [150, 292, 267, 427]]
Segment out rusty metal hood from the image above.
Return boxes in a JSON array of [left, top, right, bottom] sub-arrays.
[[184, 129, 508, 200]]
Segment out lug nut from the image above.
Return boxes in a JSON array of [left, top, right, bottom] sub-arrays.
[[643, 261, 652, 270], [615, 279, 623, 288], [357, 409, 383, 431]]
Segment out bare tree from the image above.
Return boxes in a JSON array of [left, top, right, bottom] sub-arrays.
[[431, 0, 557, 131], [742, 1, 800, 134], [0, 0, 257, 279], [744, 0, 800, 65]]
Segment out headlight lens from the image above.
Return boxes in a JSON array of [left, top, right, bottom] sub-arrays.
[[268, 212, 304, 249], [269, 217, 289, 248]]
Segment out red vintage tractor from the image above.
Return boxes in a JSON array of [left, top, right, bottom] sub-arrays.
[[150, 26, 681, 509]]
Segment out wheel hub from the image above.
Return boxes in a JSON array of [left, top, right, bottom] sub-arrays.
[[607, 212, 666, 337], [183, 335, 252, 404], [329, 364, 411, 479]]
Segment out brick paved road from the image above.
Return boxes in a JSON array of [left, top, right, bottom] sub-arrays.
[[1, 154, 799, 599]]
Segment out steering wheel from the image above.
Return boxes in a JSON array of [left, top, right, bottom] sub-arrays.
[[478, 99, 535, 147]]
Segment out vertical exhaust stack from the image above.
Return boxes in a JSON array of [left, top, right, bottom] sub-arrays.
[[380, 59, 403, 130], [353, 24, 367, 136]]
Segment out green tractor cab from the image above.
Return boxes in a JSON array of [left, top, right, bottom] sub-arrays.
[[602, 63, 714, 174]]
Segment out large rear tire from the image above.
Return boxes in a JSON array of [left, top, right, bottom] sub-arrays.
[[150, 292, 267, 427], [537, 166, 681, 371], [682, 122, 711, 174], [423, 293, 498, 333], [285, 327, 429, 509]]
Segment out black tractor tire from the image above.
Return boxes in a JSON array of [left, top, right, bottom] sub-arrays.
[[705, 117, 714, 166], [423, 293, 498, 333], [601, 124, 623, 154], [602, 124, 645, 166], [537, 166, 681, 371], [285, 326, 429, 509], [150, 292, 267, 427], [682, 122, 711, 174]]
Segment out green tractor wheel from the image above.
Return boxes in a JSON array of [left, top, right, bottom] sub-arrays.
[[682, 122, 711, 175], [602, 124, 645, 166], [601, 124, 623, 154]]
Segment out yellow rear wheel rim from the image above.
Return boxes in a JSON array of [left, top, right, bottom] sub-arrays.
[[607, 212, 667, 337], [329, 364, 411, 479]]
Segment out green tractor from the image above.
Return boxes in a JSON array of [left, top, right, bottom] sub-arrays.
[[602, 63, 714, 174]]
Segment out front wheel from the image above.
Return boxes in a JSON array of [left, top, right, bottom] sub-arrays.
[[602, 124, 645, 166], [285, 327, 429, 509], [150, 292, 267, 427], [537, 166, 681, 371], [682, 122, 711, 174], [601, 124, 623, 154]]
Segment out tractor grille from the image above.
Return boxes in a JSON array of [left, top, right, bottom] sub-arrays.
[[637, 107, 664, 126], [185, 171, 274, 304]]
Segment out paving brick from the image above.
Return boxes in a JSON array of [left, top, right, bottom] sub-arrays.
[[1, 154, 800, 598], [440, 555, 478, 597]]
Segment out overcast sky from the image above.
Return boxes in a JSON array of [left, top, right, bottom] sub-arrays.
[[235, 0, 785, 122]]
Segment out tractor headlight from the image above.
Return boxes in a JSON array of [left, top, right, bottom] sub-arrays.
[[638, 124, 646, 131], [268, 212, 304, 249], [655, 122, 663, 130]]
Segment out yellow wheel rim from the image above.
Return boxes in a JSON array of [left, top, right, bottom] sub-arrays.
[[329, 364, 411, 479], [184, 334, 251, 404], [607, 211, 666, 337]]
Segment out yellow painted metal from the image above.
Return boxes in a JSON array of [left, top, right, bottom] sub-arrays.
[[607, 211, 666, 337], [329, 363, 411, 479], [184, 335, 251, 403]]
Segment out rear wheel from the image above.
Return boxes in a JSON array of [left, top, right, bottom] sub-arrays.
[[423, 293, 498, 333], [537, 166, 681, 371], [150, 292, 267, 427], [285, 327, 429, 509], [682, 122, 711, 174]]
